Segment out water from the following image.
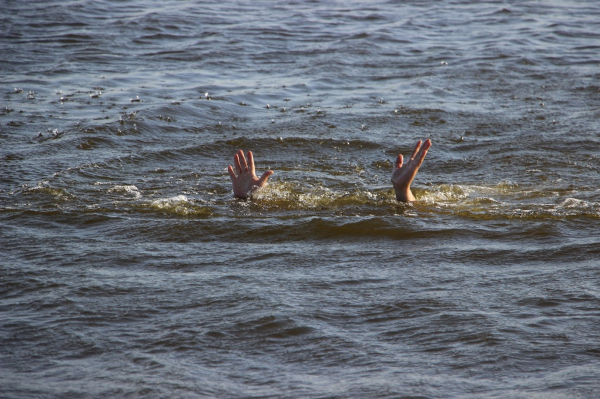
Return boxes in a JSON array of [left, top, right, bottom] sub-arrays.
[[1, 0, 600, 397]]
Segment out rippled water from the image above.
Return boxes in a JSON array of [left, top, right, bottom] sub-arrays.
[[2, 1, 600, 398]]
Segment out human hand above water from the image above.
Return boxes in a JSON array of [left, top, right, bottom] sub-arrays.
[[391, 139, 432, 202], [227, 150, 274, 199]]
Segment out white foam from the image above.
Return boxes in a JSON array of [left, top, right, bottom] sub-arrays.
[[107, 185, 141, 199]]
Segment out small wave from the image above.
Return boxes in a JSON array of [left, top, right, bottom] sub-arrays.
[[560, 197, 594, 209], [107, 185, 141, 199], [19, 183, 74, 201], [419, 183, 600, 219], [148, 195, 213, 217], [420, 184, 469, 202]]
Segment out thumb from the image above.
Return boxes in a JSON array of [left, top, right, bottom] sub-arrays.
[[258, 170, 274, 186]]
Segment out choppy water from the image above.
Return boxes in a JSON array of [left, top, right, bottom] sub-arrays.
[[2, 0, 600, 397]]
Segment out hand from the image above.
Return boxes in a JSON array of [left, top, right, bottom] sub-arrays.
[[227, 150, 274, 199], [391, 139, 432, 202]]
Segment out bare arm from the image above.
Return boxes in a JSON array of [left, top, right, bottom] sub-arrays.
[[227, 149, 274, 199], [391, 139, 432, 202]]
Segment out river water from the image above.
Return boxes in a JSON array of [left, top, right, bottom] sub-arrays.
[[1, 1, 600, 398]]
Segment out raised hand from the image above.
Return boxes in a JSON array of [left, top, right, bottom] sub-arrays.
[[227, 150, 274, 199], [391, 139, 432, 202]]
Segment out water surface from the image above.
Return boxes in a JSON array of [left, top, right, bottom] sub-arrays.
[[1, 1, 600, 398]]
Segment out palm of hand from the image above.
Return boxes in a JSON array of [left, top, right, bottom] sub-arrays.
[[228, 150, 274, 199], [391, 139, 431, 202]]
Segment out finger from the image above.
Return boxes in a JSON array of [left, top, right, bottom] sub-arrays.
[[247, 151, 256, 176], [409, 140, 422, 160], [227, 165, 237, 181], [234, 153, 243, 174], [258, 170, 274, 187], [239, 149, 248, 171], [414, 139, 432, 167], [394, 154, 403, 170]]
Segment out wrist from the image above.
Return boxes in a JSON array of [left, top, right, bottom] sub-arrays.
[[394, 187, 415, 202]]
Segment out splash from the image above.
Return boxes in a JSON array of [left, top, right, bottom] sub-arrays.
[[107, 185, 142, 199], [421, 183, 600, 219], [149, 195, 213, 217], [20, 182, 74, 201], [251, 181, 396, 212]]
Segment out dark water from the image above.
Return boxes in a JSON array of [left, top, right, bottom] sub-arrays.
[[2, 0, 600, 397]]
